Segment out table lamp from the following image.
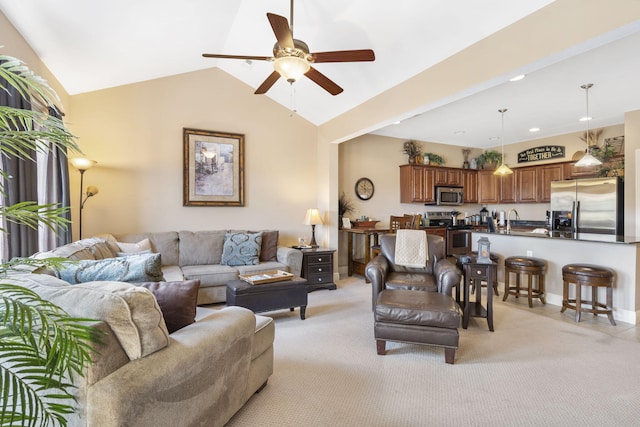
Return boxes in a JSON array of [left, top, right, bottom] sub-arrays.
[[303, 208, 323, 248]]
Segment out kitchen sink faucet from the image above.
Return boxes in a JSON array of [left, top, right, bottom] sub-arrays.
[[507, 208, 520, 234]]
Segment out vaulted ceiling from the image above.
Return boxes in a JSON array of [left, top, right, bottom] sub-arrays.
[[1, 0, 639, 148]]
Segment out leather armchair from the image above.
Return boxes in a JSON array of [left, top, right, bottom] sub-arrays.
[[365, 234, 461, 310]]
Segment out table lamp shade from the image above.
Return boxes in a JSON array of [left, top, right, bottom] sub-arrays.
[[303, 209, 323, 225]]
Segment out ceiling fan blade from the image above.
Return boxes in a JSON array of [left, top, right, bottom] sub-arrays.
[[254, 71, 281, 94], [267, 13, 294, 50], [202, 53, 273, 61], [305, 67, 343, 96], [311, 49, 376, 63]]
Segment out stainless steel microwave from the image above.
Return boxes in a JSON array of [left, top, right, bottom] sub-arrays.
[[435, 186, 464, 206]]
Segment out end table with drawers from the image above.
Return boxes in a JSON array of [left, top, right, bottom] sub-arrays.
[[299, 248, 336, 292]]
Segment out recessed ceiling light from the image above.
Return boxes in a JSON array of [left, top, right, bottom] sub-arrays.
[[454, 130, 466, 135], [529, 127, 541, 132], [579, 116, 592, 122], [509, 74, 526, 82], [488, 136, 500, 141]]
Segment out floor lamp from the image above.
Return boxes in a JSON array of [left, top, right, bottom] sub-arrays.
[[70, 157, 97, 239]]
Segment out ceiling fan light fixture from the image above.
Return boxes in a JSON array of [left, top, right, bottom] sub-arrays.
[[274, 56, 310, 83]]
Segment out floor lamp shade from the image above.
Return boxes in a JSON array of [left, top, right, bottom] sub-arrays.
[[303, 208, 323, 247], [70, 158, 97, 239]]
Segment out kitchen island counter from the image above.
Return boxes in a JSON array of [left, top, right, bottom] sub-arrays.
[[471, 231, 640, 324], [478, 229, 640, 245]]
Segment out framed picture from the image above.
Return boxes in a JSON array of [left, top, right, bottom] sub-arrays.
[[183, 128, 244, 206]]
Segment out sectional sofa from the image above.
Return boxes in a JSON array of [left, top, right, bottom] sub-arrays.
[[33, 229, 303, 304], [8, 271, 274, 427]]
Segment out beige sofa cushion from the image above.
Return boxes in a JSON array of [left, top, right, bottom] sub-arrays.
[[12, 273, 169, 360], [178, 230, 226, 266]]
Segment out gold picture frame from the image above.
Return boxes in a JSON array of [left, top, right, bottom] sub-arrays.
[[183, 128, 244, 206]]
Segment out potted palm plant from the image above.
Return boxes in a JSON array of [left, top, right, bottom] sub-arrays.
[[0, 53, 98, 427]]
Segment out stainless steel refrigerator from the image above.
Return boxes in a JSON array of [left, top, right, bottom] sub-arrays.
[[550, 177, 624, 235]]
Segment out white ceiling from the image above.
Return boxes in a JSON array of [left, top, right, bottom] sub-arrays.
[[1, 0, 639, 148]]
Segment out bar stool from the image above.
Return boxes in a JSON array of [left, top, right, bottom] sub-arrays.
[[503, 256, 547, 308], [561, 264, 616, 325]]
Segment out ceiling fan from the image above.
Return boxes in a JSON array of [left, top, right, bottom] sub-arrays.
[[202, 0, 375, 96]]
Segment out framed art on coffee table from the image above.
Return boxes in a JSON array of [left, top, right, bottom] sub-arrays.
[[183, 128, 244, 206]]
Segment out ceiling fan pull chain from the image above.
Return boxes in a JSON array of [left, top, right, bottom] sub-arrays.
[[289, 84, 298, 116]]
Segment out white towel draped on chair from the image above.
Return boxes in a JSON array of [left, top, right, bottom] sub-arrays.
[[395, 229, 428, 268]]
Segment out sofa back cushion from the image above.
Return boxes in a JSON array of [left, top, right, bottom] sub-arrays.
[[114, 232, 179, 266], [12, 273, 169, 360], [178, 230, 227, 266]]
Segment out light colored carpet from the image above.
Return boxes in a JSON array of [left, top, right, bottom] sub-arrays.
[[227, 277, 640, 427]]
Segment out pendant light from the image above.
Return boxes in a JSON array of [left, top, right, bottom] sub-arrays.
[[575, 83, 602, 167], [494, 108, 513, 176]]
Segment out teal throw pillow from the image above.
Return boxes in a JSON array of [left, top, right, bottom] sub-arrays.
[[221, 232, 263, 266], [55, 253, 164, 284]]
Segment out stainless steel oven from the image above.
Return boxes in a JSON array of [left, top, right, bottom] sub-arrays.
[[446, 225, 473, 256]]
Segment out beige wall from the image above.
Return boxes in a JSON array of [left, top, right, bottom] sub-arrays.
[[3, 8, 324, 248], [65, 68, 318, 244]]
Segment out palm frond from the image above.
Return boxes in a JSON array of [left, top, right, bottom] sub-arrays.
[[0, 203, 70, 234], [0, 106, 79, 160], [0, 54, 60, 109]]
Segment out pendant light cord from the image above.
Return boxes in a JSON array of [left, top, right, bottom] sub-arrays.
[[499, 108, 507, 160], [582, 83, 594, 152]]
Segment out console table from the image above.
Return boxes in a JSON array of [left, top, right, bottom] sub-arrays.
[[300, 248, 336, 291]]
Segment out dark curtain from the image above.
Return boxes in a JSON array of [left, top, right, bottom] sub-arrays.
[[45, 106, 72, 247], [0, 76, 38, 258]]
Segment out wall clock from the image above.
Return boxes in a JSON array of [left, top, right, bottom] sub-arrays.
[[355, 177, 374, 200]]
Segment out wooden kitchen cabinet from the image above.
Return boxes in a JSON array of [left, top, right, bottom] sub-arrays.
[[424, 227, 446, 239], [499, 172, 517, 203], [538, 163, 564, 202], [478, 170, 499, 204], [400, 165, 435, 203], [516, 166, 538, 203], [463, 170, 478, 204], [434, 167, 463, 186], [563, 161, 599, 179]]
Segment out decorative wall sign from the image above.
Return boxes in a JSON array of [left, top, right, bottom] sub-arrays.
[[183, 128, 244, 206], [517, 145, 565, 164]]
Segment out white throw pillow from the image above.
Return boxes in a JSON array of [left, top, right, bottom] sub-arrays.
[[117, 238, 151, 254]]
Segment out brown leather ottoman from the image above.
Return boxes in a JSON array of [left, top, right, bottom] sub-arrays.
[[374, 289, 462, 364], [226, 277, 308, 319]]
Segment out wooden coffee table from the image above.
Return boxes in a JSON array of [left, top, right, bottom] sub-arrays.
[[226, 276, 308, 319]]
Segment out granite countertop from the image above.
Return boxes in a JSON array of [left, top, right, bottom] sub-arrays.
[[474, 229, 640, 245]]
